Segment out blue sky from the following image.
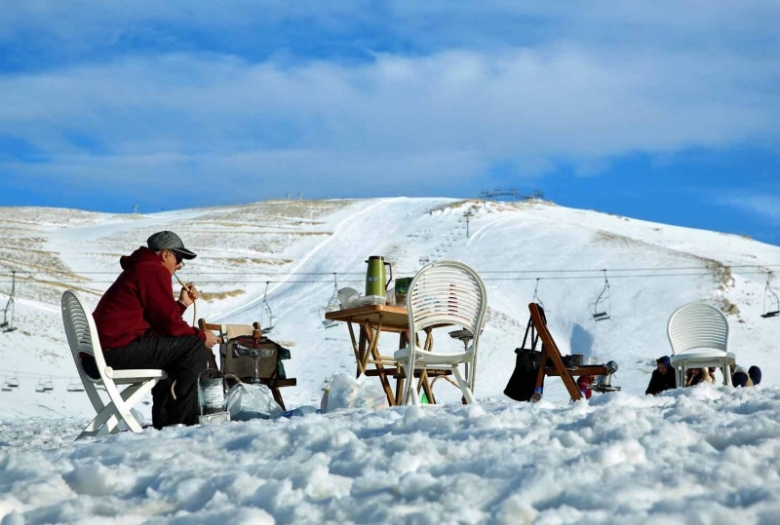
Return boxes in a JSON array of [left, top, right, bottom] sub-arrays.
[[1, 1, 779, 245]]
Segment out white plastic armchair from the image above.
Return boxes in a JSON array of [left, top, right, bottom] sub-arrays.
[[62, 290, 167, 438], [667, 302, 735, 387], [394, 260, 488, 405]]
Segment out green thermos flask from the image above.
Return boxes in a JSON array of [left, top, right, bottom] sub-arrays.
[[365, 256, 393, 297]]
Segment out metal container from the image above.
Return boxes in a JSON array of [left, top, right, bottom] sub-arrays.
[[365, 256, 392, 297]]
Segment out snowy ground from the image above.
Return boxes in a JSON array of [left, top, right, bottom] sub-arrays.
[[3, 386, 780, 524], [1, 197, 780, 523]]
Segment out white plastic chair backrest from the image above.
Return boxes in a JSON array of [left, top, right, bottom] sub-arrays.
[[667, 302, 729, 355], [407, 260, 488, 342], [62, 290, 106, 411]]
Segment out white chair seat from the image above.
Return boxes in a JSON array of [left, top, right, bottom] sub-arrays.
[[105, 368, 168, 382], [395, 345, 473, 366], [670, 351, 735, 366]]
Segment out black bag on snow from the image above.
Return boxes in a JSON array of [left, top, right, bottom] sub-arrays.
[[503, 348, 541, 401], [504, 305, 546, 402]]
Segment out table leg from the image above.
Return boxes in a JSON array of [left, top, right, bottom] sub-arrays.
[[364, 316, 396, 407], [347, 321, 364, 377], [421, 370, 435, 404], [359, 326, 370, 376]]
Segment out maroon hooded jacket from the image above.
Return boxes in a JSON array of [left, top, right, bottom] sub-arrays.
[[93, 247, 205, 350]]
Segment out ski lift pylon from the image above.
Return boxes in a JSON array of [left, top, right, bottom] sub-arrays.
[[590, 269, 611, 321], [761, 272, 780, 319], [261, 281, 277, 334], [322, 273, 340, 329]]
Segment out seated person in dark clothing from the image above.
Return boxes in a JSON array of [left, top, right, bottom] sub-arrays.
[[729, 364, 750, 388], [93, 231, 220, 429], [645, 355, 677, 395]]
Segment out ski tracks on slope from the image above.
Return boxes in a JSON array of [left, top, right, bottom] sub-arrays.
[[466, 215, 514, 252], [218, 200, 390, 320]]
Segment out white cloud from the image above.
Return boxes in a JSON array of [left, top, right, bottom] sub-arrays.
[[0, 47, 776, 186], [0, 1, 779, 201], [718, 193, 780, 224]]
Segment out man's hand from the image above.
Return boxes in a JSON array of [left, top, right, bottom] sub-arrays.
[[204, 330, 221, 350], [178, 282, 198, 307]]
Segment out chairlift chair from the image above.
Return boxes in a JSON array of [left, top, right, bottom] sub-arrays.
[[322, 273, 340, 329], [260, 281, 278, 334], [35, 379, 45, 393], [1, 297, 16, 333], [1, 384, 10, 392], [532, 278, 545, 311], [590, 270, 612, 321], [67, 379, 85, 392], [1, 271, 18, 332], [6, 373, 18, 388], [761, 273, 780, 319]]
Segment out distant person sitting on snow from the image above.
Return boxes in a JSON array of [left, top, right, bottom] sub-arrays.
[[730, 364, 754, 388], [577, 375, 593, 400], [685, 367, 715, 387], [645, 356, 677, 395], [93, 231, 220, 429], [749, 366, 762, 386]]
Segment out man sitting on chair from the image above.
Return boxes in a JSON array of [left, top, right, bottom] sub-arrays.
[[93, 231, 220, 429]]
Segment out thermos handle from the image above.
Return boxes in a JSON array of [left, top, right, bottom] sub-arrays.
[[385, 261, 393, 291]]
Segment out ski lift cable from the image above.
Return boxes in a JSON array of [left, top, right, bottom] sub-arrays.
[[3, 263, 780, 278], [3, 270, 769, 288]]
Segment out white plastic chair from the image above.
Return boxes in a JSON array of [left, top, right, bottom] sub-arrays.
[[394, 261, 488, 405], [62, 290, 167, 438], [667, 302, 735, 387]]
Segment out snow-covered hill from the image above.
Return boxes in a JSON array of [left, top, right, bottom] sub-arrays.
[[1, 197, 779, 419], [4, 198, 780, 525]]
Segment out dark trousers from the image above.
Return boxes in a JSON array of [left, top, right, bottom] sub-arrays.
[[104, 335, 211, 429]]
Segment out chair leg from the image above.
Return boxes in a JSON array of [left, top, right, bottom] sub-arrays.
[[400, 360, 413, 405], [409, 369, 422, 406], [451, 366, 476, 404], [79, 379, 159, 438]]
